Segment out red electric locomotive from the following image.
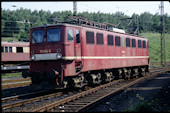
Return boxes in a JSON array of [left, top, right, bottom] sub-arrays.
[[22, 16, 149, 89]]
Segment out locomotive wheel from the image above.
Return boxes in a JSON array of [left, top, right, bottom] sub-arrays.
[[113, 69, 124, 80], [141, 70, 146, 77], [90, 73, 101, 85], [127, 69, 132, 80], [48, 70, 57, 85], [123, 68, 130, 80], [73, 75, 85, 88], [138, 67, 146, 77], [22, 70, 30, 78], [132, 68, 139, 79], [39, 71, 45, 82], [31, 72, 39, 84], [103, 72, 114, 83]]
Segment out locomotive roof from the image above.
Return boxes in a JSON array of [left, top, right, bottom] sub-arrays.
[[31, 23, 147, 40], [1, 42, 29, 47]]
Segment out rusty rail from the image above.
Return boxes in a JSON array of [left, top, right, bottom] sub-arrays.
[[2, 91, 62, 110], [2, 78, 31, 84], [2, 81, 31, 89], [32, 66, 170, 112], [2, 66, 169, 112]]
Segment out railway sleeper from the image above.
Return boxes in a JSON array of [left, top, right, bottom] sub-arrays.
[[57, 107, 80, 112], [67, 102, 90, 105]]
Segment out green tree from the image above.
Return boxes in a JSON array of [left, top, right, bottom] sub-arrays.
[[1, 7, 170, 42]]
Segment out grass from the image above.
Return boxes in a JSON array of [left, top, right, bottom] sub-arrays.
[[126, 94, 158, 112], [1, 72, 22, 79], [140, 33, 170, 62], [128, 100, 158, 112], [1, 37, 19, 42]]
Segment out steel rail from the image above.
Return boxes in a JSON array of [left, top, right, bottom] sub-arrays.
[[1, 66, 169, 112], [76, 67, 170, 112], [2, 78, 31, 84], [2, 89, 50, 103], [2, 91, 62, 110], [2, 81, 31, 89], [32, 66, 170, 112], [31, 79, 124, 112]]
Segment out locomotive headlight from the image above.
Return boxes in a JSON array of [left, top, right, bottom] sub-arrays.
[[56, 53, 62, 59], [31, 55, 36, 60]]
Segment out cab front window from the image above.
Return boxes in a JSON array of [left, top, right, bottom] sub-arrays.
[[47, 28, 61, 42], [32, 30, 44, 43]]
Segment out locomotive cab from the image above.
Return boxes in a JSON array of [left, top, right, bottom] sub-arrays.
[[22, 24, 83, 90]]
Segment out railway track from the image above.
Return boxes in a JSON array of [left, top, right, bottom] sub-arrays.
[[2, 89, 51, 103], [1, 80, 123, 112], [2, 78, 30, 84], [2, 66, 169, 112], [1, 62, 169, 90], [32, 66, 170, 112], [0, 67, 160, 90], [2, 78, 31, 89], [2, 90, 64, 111]]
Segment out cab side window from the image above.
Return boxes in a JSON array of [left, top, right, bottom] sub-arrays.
[[68, 28, 73, 41], [76, 29, 80, 43]]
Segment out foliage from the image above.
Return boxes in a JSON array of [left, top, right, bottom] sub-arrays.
[[1, 72, 22, 78], [127, 94, 158, 112], [1, 8, 170, 42], [140, 33, 170, 62], [1, 37, 19, 42], [1, 8, 170, 62]]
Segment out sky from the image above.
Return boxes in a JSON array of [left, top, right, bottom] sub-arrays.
[[1, 1, 170, 16]]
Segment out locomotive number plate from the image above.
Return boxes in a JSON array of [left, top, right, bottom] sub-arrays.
[[40, 49, 51, 53]]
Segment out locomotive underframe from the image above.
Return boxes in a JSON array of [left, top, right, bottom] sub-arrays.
[[25, 63, 149, 90], [63, 65, 149, 89]]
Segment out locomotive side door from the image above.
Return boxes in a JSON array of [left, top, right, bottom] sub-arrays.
[[121, 36, 126, 67], [74, 29, 83, 73]]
